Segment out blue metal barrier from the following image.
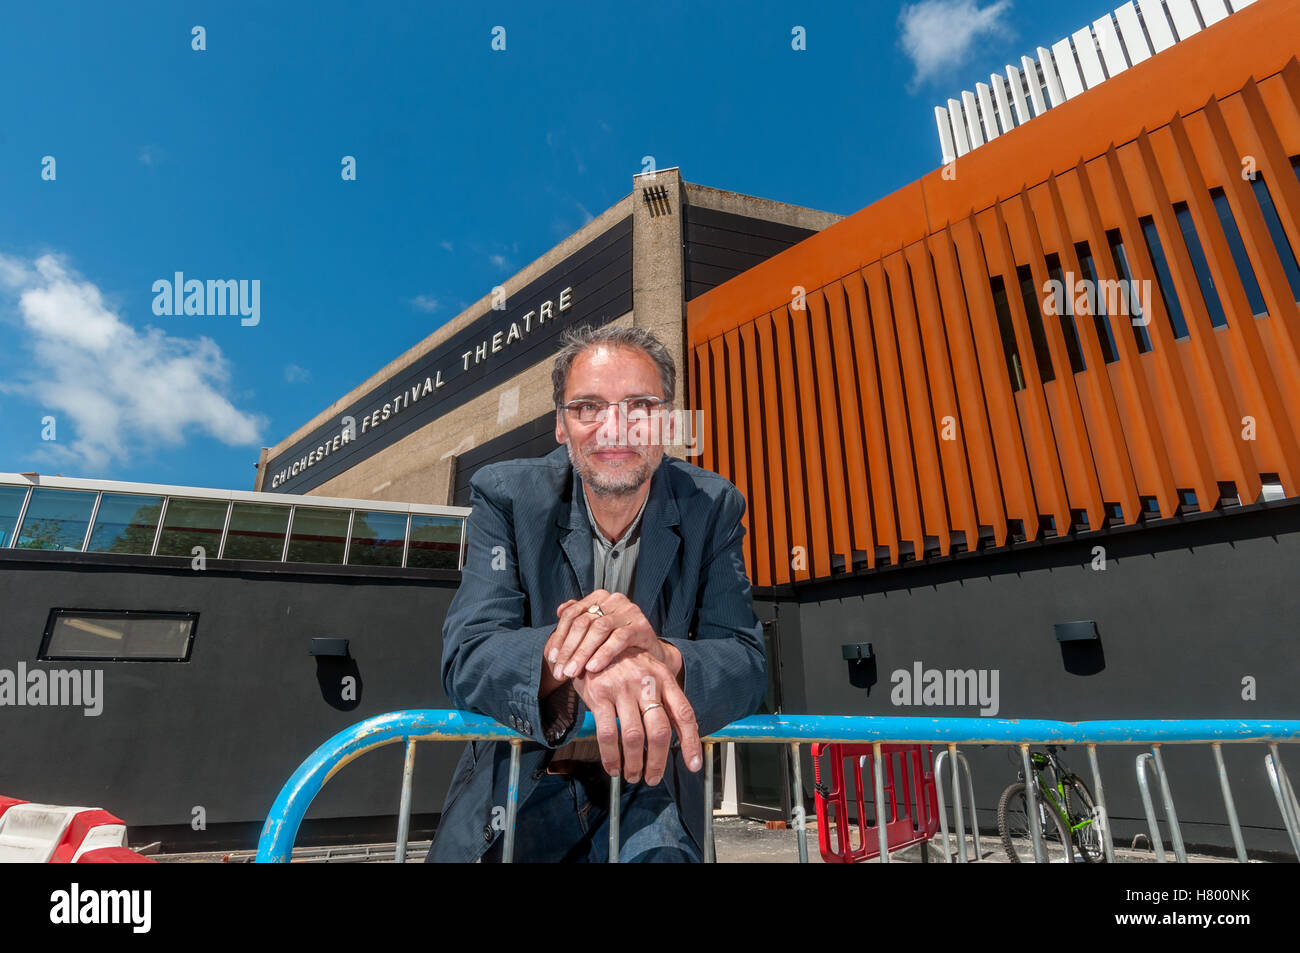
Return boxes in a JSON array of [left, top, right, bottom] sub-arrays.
[[255, 711, 1300, 864]]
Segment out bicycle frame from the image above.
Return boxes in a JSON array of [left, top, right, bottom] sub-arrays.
[[1025, 747, 1098, 851]]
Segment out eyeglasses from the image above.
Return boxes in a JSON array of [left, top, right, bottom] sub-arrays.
[[559, 396, 668, 424]]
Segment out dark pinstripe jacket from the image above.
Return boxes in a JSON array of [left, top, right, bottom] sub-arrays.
[[425, 444, 767, 862]]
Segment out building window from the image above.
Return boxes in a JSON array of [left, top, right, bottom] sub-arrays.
[[0, 486, 30, 548], [1045, 254, 1087, 372], [1015, 264, 1056, 383], [14, 488, 97, 551], [989, 276, 1026, 391], [1172, 202, 1228, 328], [407, 515, 463, 570], [1140, 216, 1189, 339], [40, 609, 196, 662], [1107, 229, 1153, 353], [222, 502, 290, 560], [347, 511, 408, 567], [86, 494, 164, 554], [1210, 188, 1267, 317], [285, 506, 349, 564], [155, 498, 229, 557], [1249, 175, 1300, 302], [1073, 242, 1119, 363]]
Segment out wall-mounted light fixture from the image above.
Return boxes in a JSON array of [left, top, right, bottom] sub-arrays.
[[309, 637, 350, 657], [1054, 621, 1098, 642], [841, 642, 873, 661]]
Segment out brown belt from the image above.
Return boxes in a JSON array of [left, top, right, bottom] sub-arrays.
[[546, 739, 603, 774]]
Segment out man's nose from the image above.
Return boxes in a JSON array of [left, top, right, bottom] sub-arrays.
[[597, 403, 624, 443]]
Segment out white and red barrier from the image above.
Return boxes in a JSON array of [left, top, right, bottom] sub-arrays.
[[0, 796, 155, 863]]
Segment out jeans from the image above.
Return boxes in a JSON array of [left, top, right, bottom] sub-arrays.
[[482, 764, 702, 863]]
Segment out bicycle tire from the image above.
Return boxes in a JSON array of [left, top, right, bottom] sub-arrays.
[[1064, 776, 1106, 863], [997, 781, 1074, 863]]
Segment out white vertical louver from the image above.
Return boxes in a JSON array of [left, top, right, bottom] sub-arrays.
[[932, 0, 1253, 162]]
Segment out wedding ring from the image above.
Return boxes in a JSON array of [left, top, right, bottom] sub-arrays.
[[587, 604, 605, 617], [640, 702, 663, 715]]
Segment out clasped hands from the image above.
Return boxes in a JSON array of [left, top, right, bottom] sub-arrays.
[[540, 590, 702, 786]]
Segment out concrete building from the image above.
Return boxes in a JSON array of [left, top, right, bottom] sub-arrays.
[[253, 171, 841, 506], [5, 0, 1298, 858]]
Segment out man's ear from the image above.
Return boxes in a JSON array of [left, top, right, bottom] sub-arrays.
[[555, 409, 567, 445]]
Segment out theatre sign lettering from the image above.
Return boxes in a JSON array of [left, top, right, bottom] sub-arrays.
[[271, 286, 573, 489], [265, 217, 632, 493]]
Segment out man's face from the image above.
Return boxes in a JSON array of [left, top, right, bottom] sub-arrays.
[[556, 344, 669, 497]]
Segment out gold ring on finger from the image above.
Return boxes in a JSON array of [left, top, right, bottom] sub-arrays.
[[587, 604, 604, 617], [640, 702, 663, 715]]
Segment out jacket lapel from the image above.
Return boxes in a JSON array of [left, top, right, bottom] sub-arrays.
[[632, 463, 681, 625], [557, 470, 593, 595]]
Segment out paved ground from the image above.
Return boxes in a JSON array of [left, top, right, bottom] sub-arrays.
[[155, 815, 1257, 863], [710, 816, 1247, 863]]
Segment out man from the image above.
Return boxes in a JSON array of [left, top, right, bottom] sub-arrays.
[[426, 324, 767, 862]]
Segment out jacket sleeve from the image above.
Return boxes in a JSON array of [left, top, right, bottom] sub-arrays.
[[440, 467, 583, 749], [659, 484, 768, 738]]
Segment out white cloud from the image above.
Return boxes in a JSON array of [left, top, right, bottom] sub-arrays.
[[284, 363, 311, 383], [489, 254, 507, 270], [898, 0, 1014, 88], [138, 144, 162, 166], [438, 240, 453, 252], [409, 294, 440, 313], [0, 252, 265, 473]]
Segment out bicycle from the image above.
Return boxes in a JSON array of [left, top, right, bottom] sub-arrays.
[[997, 746, 1106, 863]]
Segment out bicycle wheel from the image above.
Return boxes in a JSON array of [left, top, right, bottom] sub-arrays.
[[997, 782, 1074, 863], [1065, 777, 1106, 863]]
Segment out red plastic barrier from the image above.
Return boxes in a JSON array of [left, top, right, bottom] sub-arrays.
[[51, 809, 125, 863], [0, 795, 154, 863], [812, 743, 938, 863]]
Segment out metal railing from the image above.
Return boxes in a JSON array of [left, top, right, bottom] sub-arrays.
[[255, 710, 1300, 863]]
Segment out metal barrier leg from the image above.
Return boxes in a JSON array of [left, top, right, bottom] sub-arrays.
[[1086, 744, 1114, 864], [395, 738, 417, 864], [608, 772, 621, 863], [1150, 745, 1187, 862], [873, 742, 889, 863], [1211, 743, 1248, 863], [949, 743, 966, 864], [790, 742, 808, 864], [1265, 744, 1300, 860], [1135, 752, 1166, 863], [704, 741, 715, 864], [955, 751, 981, 861], [1020, 744, 1046, 863], [933, 749, 952, 861], [503, 739, 522, 863]]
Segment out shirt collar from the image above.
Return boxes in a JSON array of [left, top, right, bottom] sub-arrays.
[[583, 485, 649, 549]]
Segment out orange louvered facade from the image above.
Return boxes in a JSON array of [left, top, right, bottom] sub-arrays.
[[687, 0, 1300, 588]]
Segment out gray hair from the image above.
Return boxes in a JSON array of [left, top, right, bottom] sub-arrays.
[[551, 325, 676, 407]]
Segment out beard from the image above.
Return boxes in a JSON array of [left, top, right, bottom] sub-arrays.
[[566, 440, 658, 497]]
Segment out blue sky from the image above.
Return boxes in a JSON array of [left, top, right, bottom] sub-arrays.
[[0, 0, 1112, 491]]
